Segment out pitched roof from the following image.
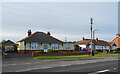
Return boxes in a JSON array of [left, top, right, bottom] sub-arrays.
[[18, 32, 64, 43], [109, 37, 120, 48], [75, 39, 91, 45], [75, 38, 110, 46], [3, 40, 15, 46]]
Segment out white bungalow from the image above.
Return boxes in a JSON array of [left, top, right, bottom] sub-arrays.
[[17, 30, 74, 53]]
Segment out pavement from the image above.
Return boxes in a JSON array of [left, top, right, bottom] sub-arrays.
[[2, 53, 119, 72]]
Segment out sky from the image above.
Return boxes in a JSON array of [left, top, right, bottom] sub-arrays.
[[1, 2, 118, 42]]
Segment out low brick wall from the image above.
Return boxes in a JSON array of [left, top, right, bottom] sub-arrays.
[[32, 52, 91, 57]]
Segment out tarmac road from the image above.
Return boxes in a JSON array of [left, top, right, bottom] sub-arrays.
[[2, 55, 119, 73], [27, 60, 119, 73]]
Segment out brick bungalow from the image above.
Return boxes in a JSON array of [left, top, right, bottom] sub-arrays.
[[75, 37, 110, 52], [109, 34, 120, 50], [17, 30, 74, 53]]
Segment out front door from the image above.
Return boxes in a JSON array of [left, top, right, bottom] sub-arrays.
[[43, 44, 48, 52]]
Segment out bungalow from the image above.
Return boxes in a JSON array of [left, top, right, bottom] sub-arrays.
[[75, 37, 110, 52], [17, 30, 74, 53], [109, 34, 120, 50]]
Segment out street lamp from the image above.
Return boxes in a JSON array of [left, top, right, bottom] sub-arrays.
[[93, 29, 98, 39], [65, 37, 67, 42], [93, 29, 98, 55]]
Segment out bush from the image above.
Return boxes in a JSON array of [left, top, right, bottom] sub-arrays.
[[73, 50, 82, 53], [47, 49, 59, 53], [117, 48, 120, 51], [34, 51, 45, 53]]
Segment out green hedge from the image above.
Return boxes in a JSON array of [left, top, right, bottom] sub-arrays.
[[34, 51, 46, 53], [47, 49, 59, 53], [117, 48, 120, 50]]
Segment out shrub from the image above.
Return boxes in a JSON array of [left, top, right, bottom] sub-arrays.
[[73, 50, 82, 53], [117, 48, 120, 51], [34, 51, 45, 53], [47, 49, 59, 53]]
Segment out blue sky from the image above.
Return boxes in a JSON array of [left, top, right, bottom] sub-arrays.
[[1, 2, 118, 42]]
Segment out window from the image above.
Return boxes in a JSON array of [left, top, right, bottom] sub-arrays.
[[65, 44, 71, 50], [112, 46, 116, 50], [51, 44, 59, 49], [106, 46, 110, 49], [112, 44, 116, 50], [43, 44, 48, 49], [95, 46, 103, 49], [29, 42, 38, 50]]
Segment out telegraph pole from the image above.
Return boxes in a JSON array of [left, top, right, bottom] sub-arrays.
[[90, 18, 95, 56]]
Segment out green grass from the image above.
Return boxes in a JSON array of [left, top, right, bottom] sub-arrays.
[[109, 53, 120, 55], [33, 53, 119, 60]]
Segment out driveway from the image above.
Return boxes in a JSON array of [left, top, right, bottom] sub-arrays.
[[2, 52, 33, 65], [5, 52, 32, 58]]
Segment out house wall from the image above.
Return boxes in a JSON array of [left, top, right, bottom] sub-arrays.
[[17, 42, 74, 53], [64, 43, 74, 50], [95, 45, 110, 50], [23, 42, 74, 50], [117, 38, 120, 48], [77, 44, 110, 51], [78, 45, 86, 49], [17, 42, 24, 50]]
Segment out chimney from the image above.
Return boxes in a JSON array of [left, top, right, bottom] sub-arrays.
[[96, 38, 98, 41], [116, 34, 120, 37], [28, 30, 32, 36], [82, 37, 85, 40], [47, 31, 51, 36]]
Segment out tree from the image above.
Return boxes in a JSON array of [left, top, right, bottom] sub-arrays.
[[0, 40, 6, 44]]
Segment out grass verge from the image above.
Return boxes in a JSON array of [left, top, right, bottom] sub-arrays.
[[33, 53, 119, 60]]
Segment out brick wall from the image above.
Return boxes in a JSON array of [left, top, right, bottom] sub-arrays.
[[32, 52, 90, 56]]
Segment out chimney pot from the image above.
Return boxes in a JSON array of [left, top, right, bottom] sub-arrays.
[[47, 32, 51, 36], [96, 38, 98, 41], [82, 37, 85, 40]]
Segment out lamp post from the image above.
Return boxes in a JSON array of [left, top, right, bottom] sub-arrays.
[[65, 37, 67, 42], [93, 29, 98, 39], [93, 29, 98, 55]]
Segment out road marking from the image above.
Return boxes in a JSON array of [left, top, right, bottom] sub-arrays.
[[3, 64, 17, 66], [3, 63, 32, 66], [76, 63, 85, 64], [60, 65, 69, 66], [16, 69, 32, 72], [95, 69, 110, 73], [41, 67, 54, 69], [16, 67, 54, 72], [25, 63, 31, 64]]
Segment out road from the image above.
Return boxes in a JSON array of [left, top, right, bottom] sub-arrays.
[[27, 60, 119, 73], [2, 55, 119, 73]]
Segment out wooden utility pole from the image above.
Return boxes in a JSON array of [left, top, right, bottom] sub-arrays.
[[90, 18, 95, 56]]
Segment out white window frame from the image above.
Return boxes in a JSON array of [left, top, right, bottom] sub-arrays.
[[29, 42, 38, 50], [65, 44, 71, 50], [43, 44, 48, 49], [51, 43, 59, 49]]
